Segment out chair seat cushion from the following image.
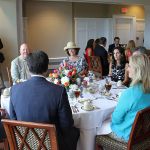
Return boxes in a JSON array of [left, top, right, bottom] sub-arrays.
[[96, 135, 127, 150], [96, 135, 150, 150]]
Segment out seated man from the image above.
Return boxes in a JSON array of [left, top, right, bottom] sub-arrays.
[[9, 51, 79, 150], [11, 43, 31, 83]]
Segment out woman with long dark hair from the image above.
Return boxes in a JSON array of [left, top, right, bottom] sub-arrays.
[[84, 39, 95, 65], [109, 47, 129, 84]]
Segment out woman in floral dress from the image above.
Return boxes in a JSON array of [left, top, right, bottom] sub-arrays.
[[61, 41, 88, 76]]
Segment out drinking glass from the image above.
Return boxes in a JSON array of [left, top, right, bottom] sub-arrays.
[[106, 76, 112, 83], [74, 89, 81, 100], [105, 83, 112, 93], [99, 84, 105, 95]]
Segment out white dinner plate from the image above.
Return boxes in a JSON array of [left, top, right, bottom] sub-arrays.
[[81, 106, 95, 111], [78, 98, 91, 104]]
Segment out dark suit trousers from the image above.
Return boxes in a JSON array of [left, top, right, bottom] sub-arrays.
[[57, 127, 80, 150]]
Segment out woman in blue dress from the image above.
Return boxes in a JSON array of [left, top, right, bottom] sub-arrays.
[[110, 54, 150, 141]]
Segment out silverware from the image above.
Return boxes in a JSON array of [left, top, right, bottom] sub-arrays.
[[74, 105, 79, 112], [71, 106, 79, 113], [106, 97, 117, 101], [71, 106, 75, 113], [112, 87, 127, 89]]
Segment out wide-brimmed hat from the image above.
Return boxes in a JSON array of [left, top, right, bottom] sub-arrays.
[[64, 41, 80, 51]]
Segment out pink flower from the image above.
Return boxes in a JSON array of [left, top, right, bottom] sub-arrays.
[[64, 82, 69, 87], [59, 66, 62, 71], [53, 69, 58, 73], [69, 65, 73, 69]]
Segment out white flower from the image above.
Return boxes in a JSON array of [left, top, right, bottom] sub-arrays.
[[84, 77, 90, 82], [69, 84, 78, 90], [61, 76, 69, 84], [64, 70, 70, 76], [76, 78, 81, 85], [54, 79, 59, 84]]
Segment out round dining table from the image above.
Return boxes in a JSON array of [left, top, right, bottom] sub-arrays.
[[1, 79, 126, 150]]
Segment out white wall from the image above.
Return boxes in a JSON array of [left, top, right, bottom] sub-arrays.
[[0, 0, 18, 80], [75, 18, 112, 55], [144, 5, 150, 49], [25, 1, 73, 58]]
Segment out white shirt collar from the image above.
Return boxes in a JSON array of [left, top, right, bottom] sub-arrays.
[[31, 74, 46, 79], [100, 44, 105, 48]]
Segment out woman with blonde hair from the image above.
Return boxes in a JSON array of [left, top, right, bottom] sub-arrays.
[[110, 54, 150, 142], [125, 40, 136, 62]]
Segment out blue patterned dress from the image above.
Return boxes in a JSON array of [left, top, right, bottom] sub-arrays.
[[111, 63, 125, 82], [61, 56, 88, 73]]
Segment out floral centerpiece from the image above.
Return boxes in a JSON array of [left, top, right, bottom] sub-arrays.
[[49, 61, 80, 90]]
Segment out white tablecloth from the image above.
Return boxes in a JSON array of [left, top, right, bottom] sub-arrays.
[[69, 80, 126, 150], [0, 80, 126, 150], [71, 96, 117, 150]]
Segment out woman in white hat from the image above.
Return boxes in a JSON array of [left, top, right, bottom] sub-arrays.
[[61, 41, 88, 76]]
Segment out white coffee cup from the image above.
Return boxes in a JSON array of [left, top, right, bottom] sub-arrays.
[[2, 88, 10, 97], [117, 80, 122, 87], [118, 92, 122, 98], [83, 101, 92, 110]]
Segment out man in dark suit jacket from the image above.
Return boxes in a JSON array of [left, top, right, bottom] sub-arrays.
[[94, 37, 109, 76], [108, 37, 121, 54], [10, 51, 79, 150]]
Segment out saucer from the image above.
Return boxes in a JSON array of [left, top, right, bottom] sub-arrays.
[[104, 92, 111, 96], [117, 86, 127, 89], [81, 106, 94, 111], [78, 98, 91, 104], [2, 94, 9, 98]]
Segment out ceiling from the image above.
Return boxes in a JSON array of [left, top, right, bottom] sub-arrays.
[[32, 0, 150, 5]]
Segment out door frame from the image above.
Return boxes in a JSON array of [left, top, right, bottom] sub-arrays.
[[112, 15, 136, 43]]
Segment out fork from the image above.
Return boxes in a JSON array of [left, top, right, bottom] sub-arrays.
[[71, 106, 78, 113], [74, 105, 79, 112]]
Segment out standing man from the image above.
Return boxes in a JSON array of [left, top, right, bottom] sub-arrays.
[[9, 51, 79, 150], [11, 43, 31, 83], [108, 37, 121, 54], [94, 37, 109, 76]]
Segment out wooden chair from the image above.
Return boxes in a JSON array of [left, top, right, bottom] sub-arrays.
[[0, 108, 9, 150], [2, 119, 58, 150], [95, 107, 150, 150], [88, 56, 102, 79], [6, 67, 13, 87]]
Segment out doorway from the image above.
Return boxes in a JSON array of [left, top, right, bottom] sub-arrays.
[[113, 15, 136, 45]]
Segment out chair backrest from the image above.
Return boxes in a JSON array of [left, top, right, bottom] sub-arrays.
[[0, 109, 9, 149], [128, 107, 150, 150], [6, 67, 13, 87], [0, 108, 7, 119], [88, 56, 102, 78], [2, 119, 58, 150]]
